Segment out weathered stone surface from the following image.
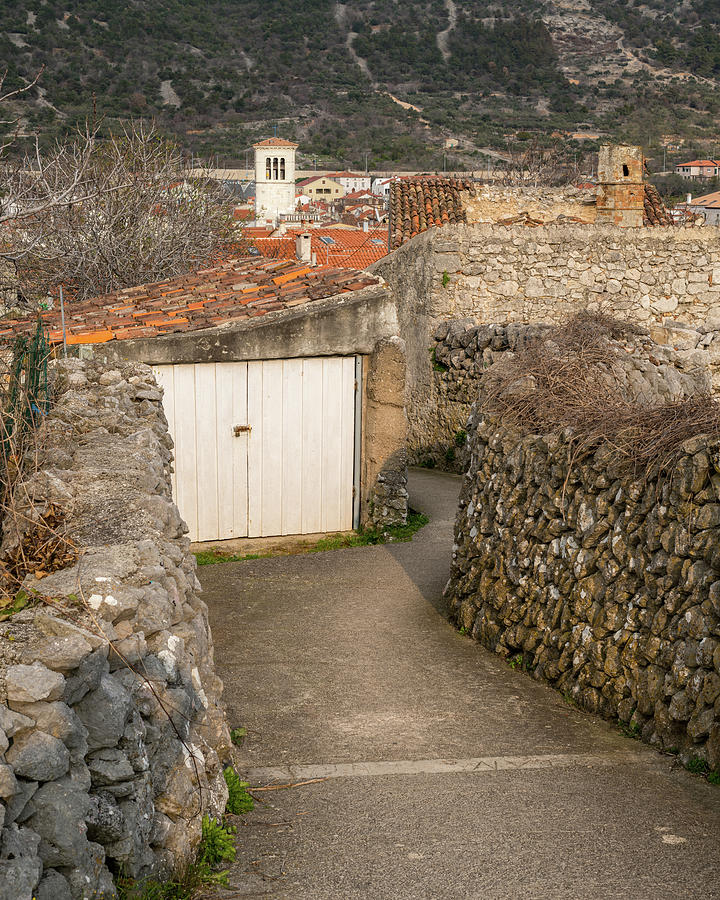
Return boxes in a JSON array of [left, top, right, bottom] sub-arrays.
[[0, 824, 42, 900], [35, 869, 72, 900], [6, 663, 65, 704], [445, 402, 720, 765], [0, 360, 231, 895], [29, 634, 94, 673], [6, 732, 70, 782], [74, 674, 132, 750]]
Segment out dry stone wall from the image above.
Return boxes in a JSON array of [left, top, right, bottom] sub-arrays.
[[0, 360, 231, 900], [445, 412, 720, 770], [372, 221, 720, 463], [422, 318, 714, 469]]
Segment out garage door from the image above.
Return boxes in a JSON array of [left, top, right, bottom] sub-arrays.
[[152, 357, 359, 541]]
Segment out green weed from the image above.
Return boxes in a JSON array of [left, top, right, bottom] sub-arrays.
[[708, 770, 720, 786], [458, 625, 469, 636], [230, 726, 247, 746], [224, 767, 254, 815], [430, 346, 448, 372], [195, 512, 429, 565], [686, 756, 710, 775], [619, 720, 642, 739], [442, 270, 450, 288], [454, 430, 467, 447], [117, 815, 237, 899], [508, 653, 523, 670], [444, 447, 456, 465], [195, 549, 272, 566]]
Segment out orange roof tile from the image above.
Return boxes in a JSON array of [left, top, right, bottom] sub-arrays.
[[4, 257, 379, 346], [389, 177, 475, 248], [253, 138, 298, 148], [251, 228, 389, 270]]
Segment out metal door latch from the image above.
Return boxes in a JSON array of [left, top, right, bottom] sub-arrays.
[[233, 424, 251, 435]]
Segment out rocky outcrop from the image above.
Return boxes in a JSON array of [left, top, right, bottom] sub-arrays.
[[446, 407, 720, 770], [0, 360, 231, 899]]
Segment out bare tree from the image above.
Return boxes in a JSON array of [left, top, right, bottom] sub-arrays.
[[0, 74, 235, 305], [499, 138, 582, 188]]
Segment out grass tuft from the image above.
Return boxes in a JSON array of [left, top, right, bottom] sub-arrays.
[[195, 511, 429, 566]]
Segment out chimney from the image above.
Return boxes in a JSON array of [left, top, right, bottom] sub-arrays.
[[687, 193, 692, 204], [296, 232, 312, 263], [363, 219, 369, 232]]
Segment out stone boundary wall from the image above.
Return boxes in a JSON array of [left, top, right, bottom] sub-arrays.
[[445, 413, 720, 769], [419, 318, 714, 469], [0, 360, 231, 900], [372, 222, 720, 462]]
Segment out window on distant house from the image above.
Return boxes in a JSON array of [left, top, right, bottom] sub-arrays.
[[280, 157, 285, 179], [273, 158, 278, 179], [266, 157, 271, 179]]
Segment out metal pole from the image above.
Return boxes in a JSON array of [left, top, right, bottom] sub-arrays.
[[59, 285, 67, 359]]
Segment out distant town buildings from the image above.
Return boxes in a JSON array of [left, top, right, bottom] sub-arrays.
[[675, 159, 720, 179]]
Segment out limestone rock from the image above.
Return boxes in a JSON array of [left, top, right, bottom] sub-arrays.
[[6, 731, 70, 782], [6, 663, 65, 704]]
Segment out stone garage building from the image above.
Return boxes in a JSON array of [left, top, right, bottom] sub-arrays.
[[6, 256, 408, 541]]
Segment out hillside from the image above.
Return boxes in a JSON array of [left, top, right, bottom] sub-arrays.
[[2, 0, 719, 170]]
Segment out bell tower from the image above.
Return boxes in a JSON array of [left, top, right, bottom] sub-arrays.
[[596, 145, 645, 227], [253, 138, 298, 222]]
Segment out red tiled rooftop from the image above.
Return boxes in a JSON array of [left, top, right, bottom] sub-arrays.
[[390, 177, 475, 248], [2, 257, 379, 346], [253, 138, 298, 148], [252, 228, 389, 269]]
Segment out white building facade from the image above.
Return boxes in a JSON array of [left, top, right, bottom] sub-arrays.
[[254, 138, 298, 222]]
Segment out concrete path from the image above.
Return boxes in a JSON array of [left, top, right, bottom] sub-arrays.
[[200, 469, 720, 899]]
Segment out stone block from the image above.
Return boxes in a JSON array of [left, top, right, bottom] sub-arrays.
[[6, 664, 65, 705]]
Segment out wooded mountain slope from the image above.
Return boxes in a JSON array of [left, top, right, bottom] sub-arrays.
[[2, 1, 718, 167]]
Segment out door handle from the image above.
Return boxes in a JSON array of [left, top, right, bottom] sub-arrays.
[[234, 424, 252, 435]]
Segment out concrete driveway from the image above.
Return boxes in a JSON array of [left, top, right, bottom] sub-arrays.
[[200, 469, 720, 899]]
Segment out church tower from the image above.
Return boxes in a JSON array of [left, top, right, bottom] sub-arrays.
[[253, 138, 298, 222]]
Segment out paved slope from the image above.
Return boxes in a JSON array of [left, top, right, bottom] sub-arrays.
[[200, 469, 720, 899]]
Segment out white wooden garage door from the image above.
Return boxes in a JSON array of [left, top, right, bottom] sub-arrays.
[[152, 358, 358, 542]]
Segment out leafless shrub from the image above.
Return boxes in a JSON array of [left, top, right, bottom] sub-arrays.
[[499, 138, 584, 188], [5, 121, 235, 304], [481, 311, 720, 475]]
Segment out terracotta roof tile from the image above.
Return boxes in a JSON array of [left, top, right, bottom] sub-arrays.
[[252, 138, 298, 148], [252, 228, 389, 270], [389, 177, 475, 248], [4, 256, 379, 346], [643, 184, 674, 226]]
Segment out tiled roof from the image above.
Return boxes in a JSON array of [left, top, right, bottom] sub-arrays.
[[252, 228, 389, 270], [643, 184, 674, 226], [389, 177, 475, 248], [676, 159, 720, 167], [689, 190, 720, 209], [1, 257, 378, 346], [253, 138, 298, 148]]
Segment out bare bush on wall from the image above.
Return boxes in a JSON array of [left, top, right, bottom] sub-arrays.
[[481, 310, 720, 475]]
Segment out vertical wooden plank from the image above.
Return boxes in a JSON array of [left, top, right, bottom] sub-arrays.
[[339, 357, 356, 530], [281, 359, 303, 535], [172, 364, 199, 542], [232, 362, 249, 538], [152, 365, 177, 501], [194, 364, 219, 541], [321, 357, 344, 532], [215, 363, 233, 538], [300, 358, 323, 534], [260, 360, 283, 536], [247, 361, 264, 537]]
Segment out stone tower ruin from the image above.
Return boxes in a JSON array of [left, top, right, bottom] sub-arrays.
[[596, 144, 645, 227]]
